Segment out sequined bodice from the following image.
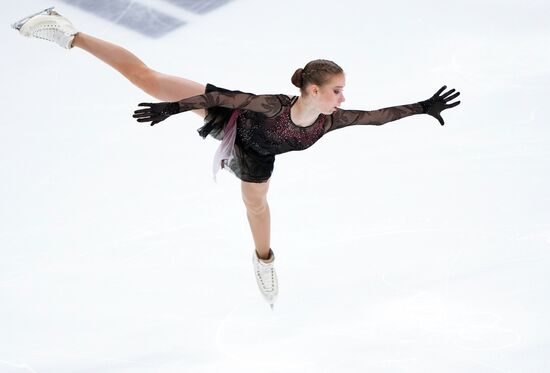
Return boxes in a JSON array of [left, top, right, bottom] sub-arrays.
[[236, 100, 326, 156]]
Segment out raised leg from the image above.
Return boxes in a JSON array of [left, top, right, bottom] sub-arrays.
[[73, 32, 206, 118], [241, 180, 271, 260]]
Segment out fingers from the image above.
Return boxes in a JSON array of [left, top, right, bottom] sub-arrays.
[[448, 92, 461, 101], [134, 112, 165, 125], [446, 100, 461, 108], [435, 86, 461, 102], [441, 88, 455, 99], [133, 108, 158, 120], [443, 91, 461, 110], [444, 91, 460, 102], [133, 114, 152, 120], [135, 117, 154, 123], [438, 87, 461, 111], [434, 85, 447, 97], [134, 103, 166, 125], [133, 110, 151, 118]]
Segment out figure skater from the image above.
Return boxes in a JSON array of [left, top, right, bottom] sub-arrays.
[[12, 8, 461, 309]]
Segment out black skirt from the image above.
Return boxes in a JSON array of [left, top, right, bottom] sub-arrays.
[[197, 84, 274, 183]]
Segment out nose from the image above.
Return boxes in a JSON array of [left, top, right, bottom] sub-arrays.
[[340, 94, 345, 103]]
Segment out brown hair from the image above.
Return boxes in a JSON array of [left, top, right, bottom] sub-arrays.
[[291, 59, 344, 93]]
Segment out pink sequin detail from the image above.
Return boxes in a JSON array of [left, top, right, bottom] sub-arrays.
[[266, 106, 326, 151], [212, 109, 240, 181]]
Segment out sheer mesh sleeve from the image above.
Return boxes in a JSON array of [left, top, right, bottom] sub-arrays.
[[326, 102, 424, 132], [177, 89, 284, 118]]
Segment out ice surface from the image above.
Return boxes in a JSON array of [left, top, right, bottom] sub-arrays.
[[1, 0, 549, 372]]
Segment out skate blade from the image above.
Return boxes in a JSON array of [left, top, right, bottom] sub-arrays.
[[11, 7, 56, 30]]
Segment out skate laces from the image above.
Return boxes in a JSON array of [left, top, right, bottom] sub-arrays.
[[32, 26, 63, 41], [256, 261, 276, 292]]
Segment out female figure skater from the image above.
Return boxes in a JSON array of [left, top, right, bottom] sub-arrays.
[[12, 8, 461, 309]]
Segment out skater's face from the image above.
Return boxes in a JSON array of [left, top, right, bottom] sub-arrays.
[[311, 73, 346, 115]]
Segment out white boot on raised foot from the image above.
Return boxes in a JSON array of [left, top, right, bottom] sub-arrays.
[[252, 249, 278, 309], [12, 7, 78, 49]]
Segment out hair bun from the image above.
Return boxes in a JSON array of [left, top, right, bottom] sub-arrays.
[[291, 60, 344, 93], [291, 68, 304, 88]]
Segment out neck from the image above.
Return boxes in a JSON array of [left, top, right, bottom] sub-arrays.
[[291, 95, 321, 127]]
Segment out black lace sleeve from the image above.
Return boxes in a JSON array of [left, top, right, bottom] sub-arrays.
[[177, 89, 284, 118], [327, 102, 424, 132]]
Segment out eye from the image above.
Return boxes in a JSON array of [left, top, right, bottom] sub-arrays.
[[333, 90, 341, 94]]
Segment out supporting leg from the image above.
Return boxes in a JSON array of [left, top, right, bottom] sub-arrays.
[[241, 180, 271, 260]]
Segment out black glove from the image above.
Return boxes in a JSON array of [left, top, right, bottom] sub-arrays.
[[420, 86, 461, 126], [133, 102, 180, 126]]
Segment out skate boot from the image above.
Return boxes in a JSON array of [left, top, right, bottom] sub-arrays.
[[252, 248, 278, 309], [12, 7, 78, 49]]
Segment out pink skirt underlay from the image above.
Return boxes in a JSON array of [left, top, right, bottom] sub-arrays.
[[212, 109, 240, 182]]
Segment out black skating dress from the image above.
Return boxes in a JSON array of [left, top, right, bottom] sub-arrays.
[[180, 84, 425, 183]]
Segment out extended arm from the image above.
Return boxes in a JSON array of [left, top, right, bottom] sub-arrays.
[[330, 103, 424, 130], [133, 90, 283, 126], [328, 86, 461, 131]]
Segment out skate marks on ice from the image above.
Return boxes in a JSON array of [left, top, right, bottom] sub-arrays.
[[214, 229, 546, 372], [0, 359, 39, 373]]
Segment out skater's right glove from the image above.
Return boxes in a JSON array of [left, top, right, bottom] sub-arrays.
[[133, 102, 180, 126]]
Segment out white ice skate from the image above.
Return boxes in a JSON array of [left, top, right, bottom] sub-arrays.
[[252, 249, 278, 309], [12, 7, 78, 49]]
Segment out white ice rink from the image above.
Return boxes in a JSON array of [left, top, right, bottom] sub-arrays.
[[1, 0, 549, 372]]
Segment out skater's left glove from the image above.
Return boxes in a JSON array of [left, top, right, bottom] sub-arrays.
[[133, 102, 180, 126], [419, 86, 461, 126]]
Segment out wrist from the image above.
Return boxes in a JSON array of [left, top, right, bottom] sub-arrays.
[[163, 102, 181, 116]]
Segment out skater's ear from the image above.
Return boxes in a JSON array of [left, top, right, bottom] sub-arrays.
[[307, 84, 320, 96]]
